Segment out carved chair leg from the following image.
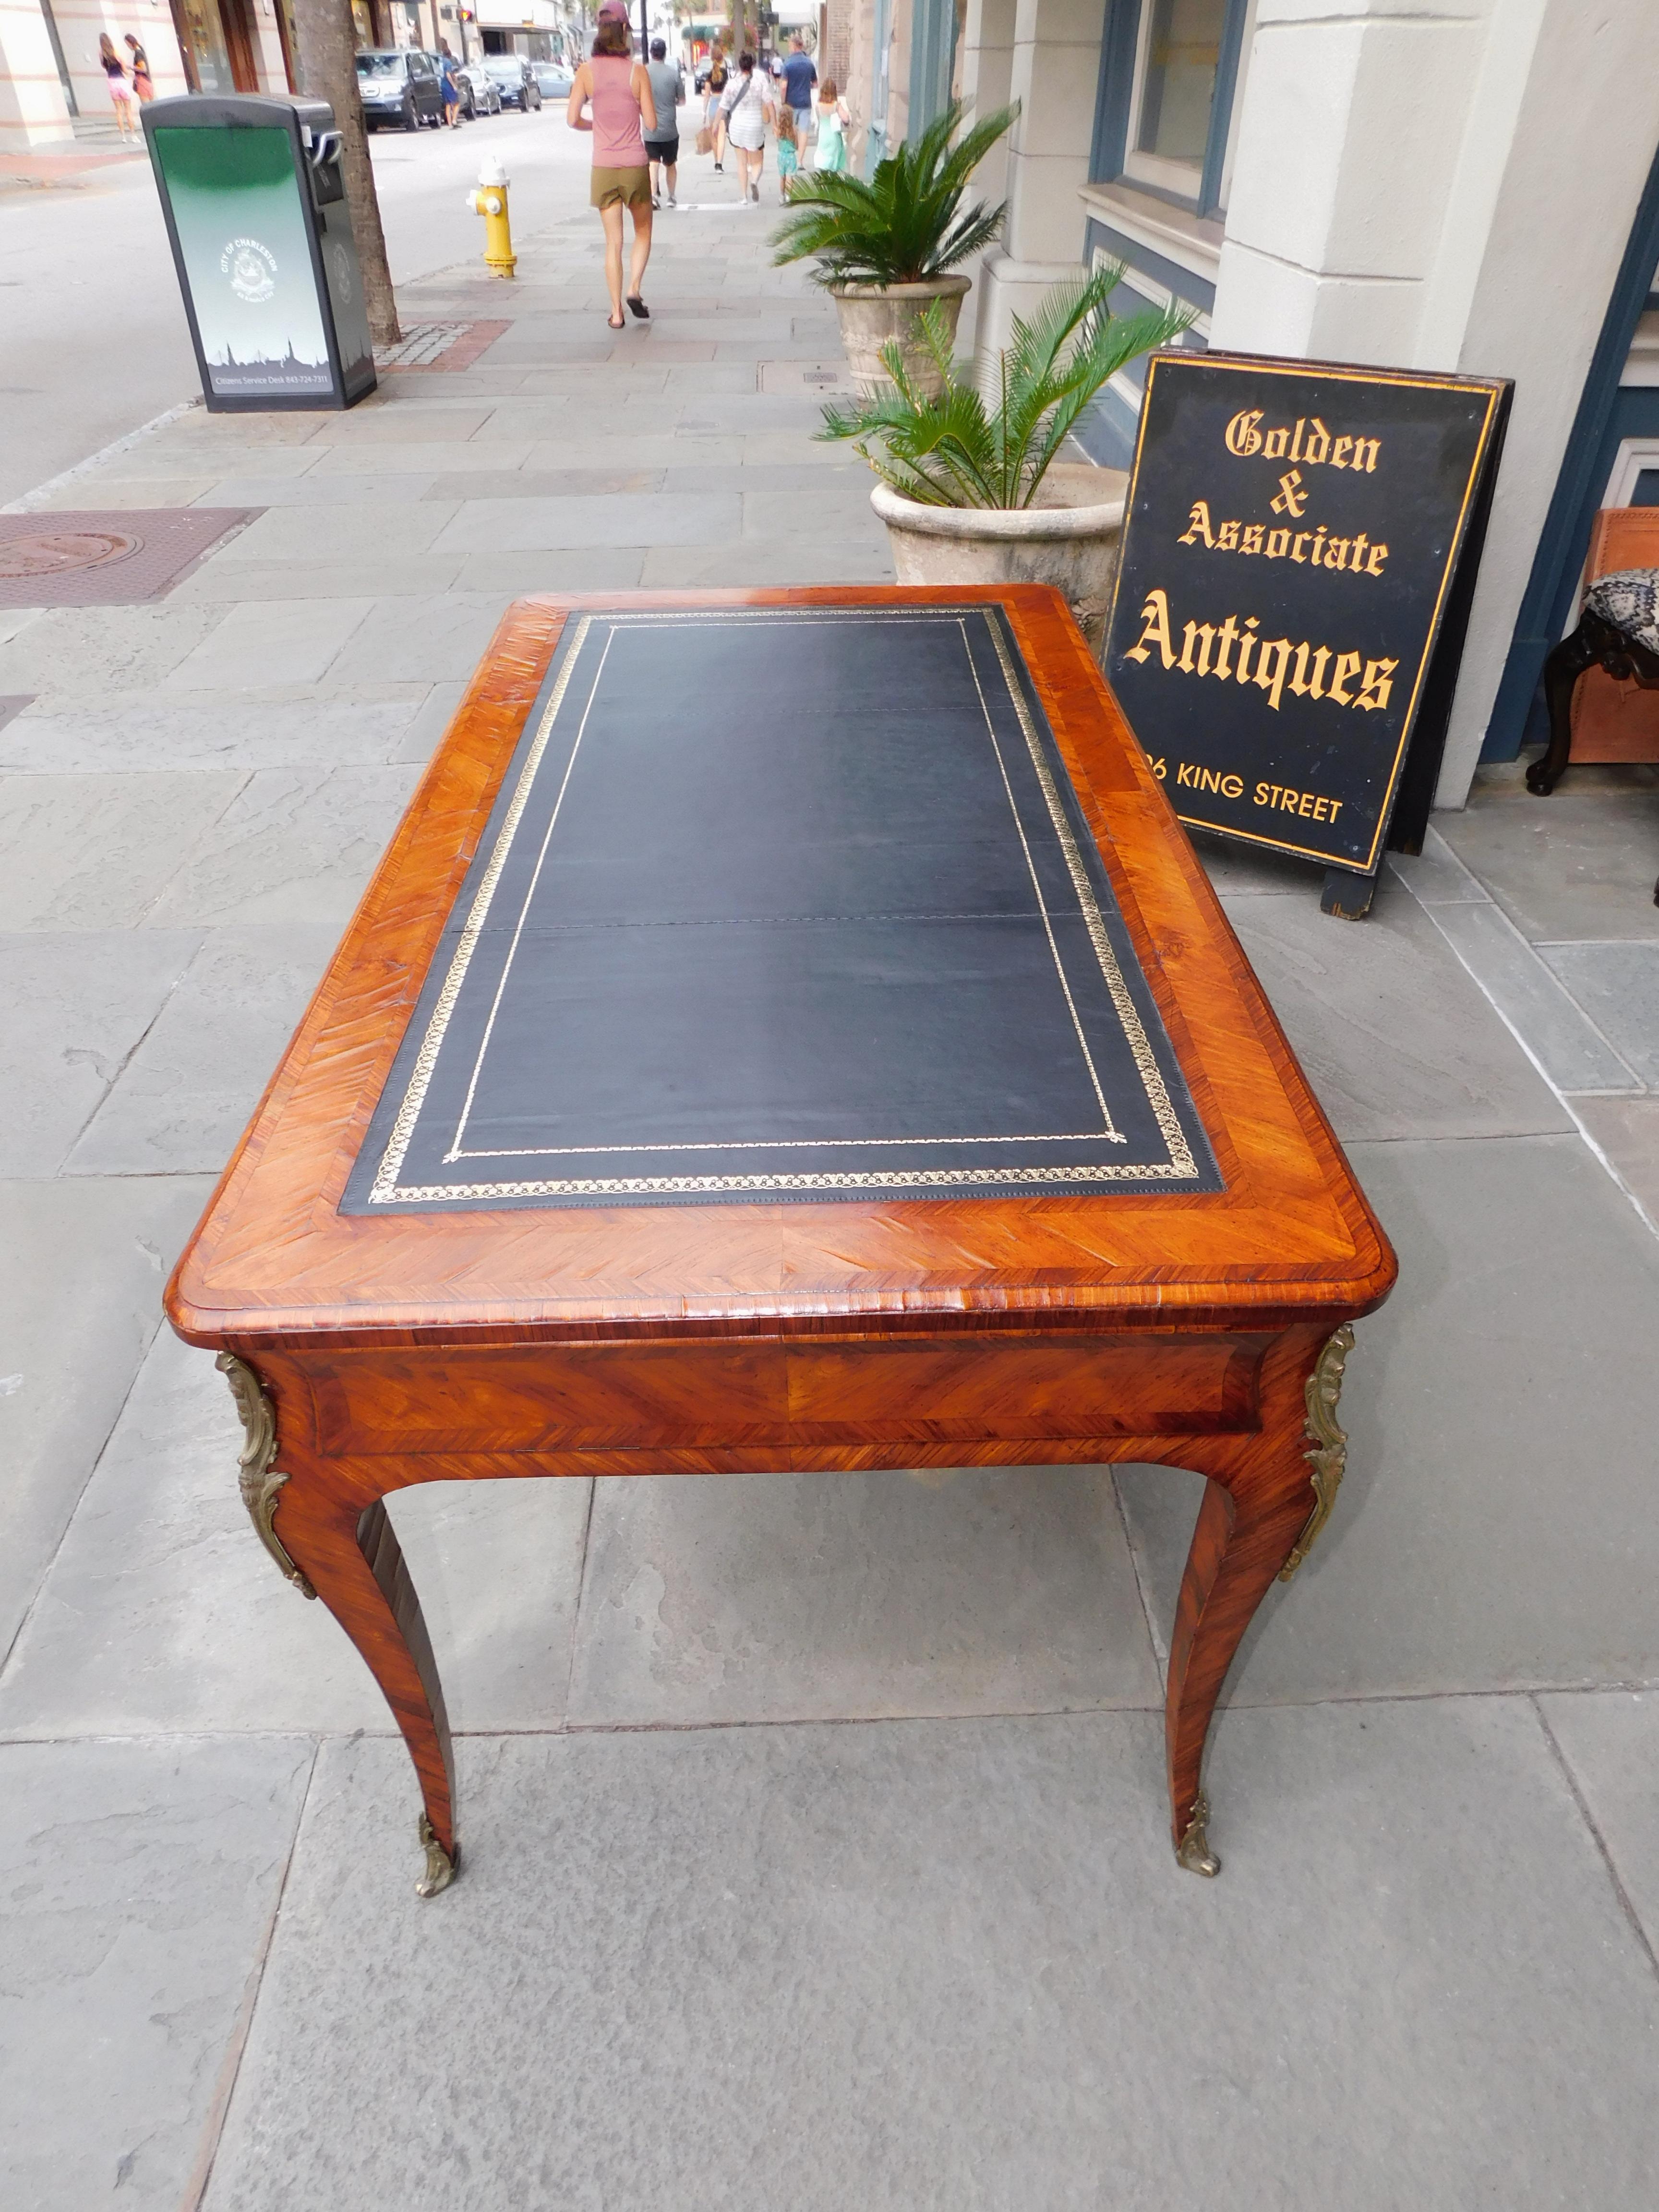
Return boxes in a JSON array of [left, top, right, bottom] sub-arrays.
[[1164, 1325, 1355, 1876], [1529, 621, 1603, 795]]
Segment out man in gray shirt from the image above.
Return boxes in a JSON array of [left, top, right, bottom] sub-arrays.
[[644, 38, 685, 210]]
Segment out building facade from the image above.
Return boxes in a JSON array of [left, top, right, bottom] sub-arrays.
[[2, 0, 295, 146], [843, 0, 1659, 804]]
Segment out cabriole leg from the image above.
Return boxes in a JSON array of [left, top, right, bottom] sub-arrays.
[[216, 1357, 458, 1895], [1163, 1325, 1356, 1876]]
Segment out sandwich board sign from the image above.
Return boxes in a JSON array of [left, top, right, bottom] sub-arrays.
[[1104, 351, 1510, 915]]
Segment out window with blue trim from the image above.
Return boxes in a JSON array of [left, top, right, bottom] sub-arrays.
[[1093, 0, 1251, 217]]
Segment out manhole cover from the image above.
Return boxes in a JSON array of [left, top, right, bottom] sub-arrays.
[[0, 509, 252, 608], [0, 528, 143, 579]]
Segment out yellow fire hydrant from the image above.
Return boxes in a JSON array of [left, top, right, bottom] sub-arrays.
[[466, 155, 516, 279]]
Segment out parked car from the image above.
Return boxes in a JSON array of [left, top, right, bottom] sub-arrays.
[[481, 54, 543, 110], [459, 61, 502, 117], [532, 63, 572, 101], [354, 48, 443, 132]]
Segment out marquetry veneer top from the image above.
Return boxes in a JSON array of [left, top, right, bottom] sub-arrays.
[[168, 588, 1395, 1351]]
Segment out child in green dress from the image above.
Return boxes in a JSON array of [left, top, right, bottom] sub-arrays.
[[775, 103, 799, 201]]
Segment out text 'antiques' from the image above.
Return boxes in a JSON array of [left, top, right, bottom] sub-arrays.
[[1105, 356, 1507, 889]]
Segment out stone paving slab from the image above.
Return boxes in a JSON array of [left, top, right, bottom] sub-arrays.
[[1537, 940, 1659, 1084], [199, 1707, 1659, 2212], [1222, 874, 1573, 1141], [0, 691, 427, 773], [427, 490, 745, 553], [1384, 820, 1491, 905], [0, 927, 199, 1176], [168, 555, 469, 604], [198, 472, 444, 507], [304, 438, 540, 475], [1438, 775, 1659, 941], [0, 1174, 212, 1658], [321, 591, 517, 686], [161, 596, 378, 694], [140, 764, 423, 930], [0, 770, 242, 930], [0, 600, 227, 698], [449, 547, 649, 594], [1426, 898, 1642, 1094], [1117, 1133, 1659, 1698], [566, 1465, 1161, 1728], [1539, 1689, 1659, 1959], [641, 539, 895, 587], [34, 476, 221, 511], [64, 923, 345, 1176], [1569, 1092, 1659, 1226], [0, 1736, 313, 2212]]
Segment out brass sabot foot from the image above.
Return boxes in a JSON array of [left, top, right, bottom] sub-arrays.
[[416, 1814, 457, 1898], [1175, 1790, 1220, 1877]]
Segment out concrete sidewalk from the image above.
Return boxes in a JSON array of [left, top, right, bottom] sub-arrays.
[[3, 198, 1659, 2210]]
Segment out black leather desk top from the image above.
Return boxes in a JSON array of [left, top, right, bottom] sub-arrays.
[[344, 605, 1220, 1210]]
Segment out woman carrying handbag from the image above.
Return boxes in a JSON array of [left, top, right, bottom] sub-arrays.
[[719, 51, 771, 205]]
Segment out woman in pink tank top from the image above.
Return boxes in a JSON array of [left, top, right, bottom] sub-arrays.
[[567, 0, 658, 329]]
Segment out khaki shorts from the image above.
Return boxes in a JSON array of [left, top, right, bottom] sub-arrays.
[[590, 166, 652, 210]]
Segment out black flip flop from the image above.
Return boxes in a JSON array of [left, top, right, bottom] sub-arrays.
[[625, 295, 649, 320], [607, 314, 625, 330]]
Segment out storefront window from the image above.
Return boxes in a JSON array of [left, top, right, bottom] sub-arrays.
[[1094, 0, 1252, 216], [1134, 0, 1223, 166], [174, 0, 236, 93]]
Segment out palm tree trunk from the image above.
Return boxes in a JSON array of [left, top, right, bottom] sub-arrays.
[[290, 0, 400, 348]]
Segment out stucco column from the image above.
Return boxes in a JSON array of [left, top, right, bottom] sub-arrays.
[[954, 0, 1016, 354], [974, 0, 1105, 378], [0, 0, 73, 148], [1210, 0, 1490, 368]]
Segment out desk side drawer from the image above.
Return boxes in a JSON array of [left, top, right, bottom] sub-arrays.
[[310, 1342, 791, 1455], [786, 1335, 1263, 1443]]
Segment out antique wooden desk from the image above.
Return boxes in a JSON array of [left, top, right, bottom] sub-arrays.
[[168, 589, 1395, 1895]]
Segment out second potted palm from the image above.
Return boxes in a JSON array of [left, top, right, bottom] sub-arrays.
[[772, 101, 1016, 398]]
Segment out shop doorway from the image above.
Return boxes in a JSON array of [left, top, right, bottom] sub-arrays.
[[168, 0, 263, 93]]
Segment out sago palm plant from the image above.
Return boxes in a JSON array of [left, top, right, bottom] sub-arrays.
[[771, 100, 1016, 287], [817, 265, 1196, 507]]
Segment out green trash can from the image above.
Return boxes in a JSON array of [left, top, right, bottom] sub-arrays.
[[143, 94, 376, 413]]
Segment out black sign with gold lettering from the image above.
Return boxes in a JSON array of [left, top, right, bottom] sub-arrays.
[[1105, 351, 1508, 891]]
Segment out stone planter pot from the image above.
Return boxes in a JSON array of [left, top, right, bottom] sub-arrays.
[[871, 463, 1130, 656], [829, 274, 973, 398]]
